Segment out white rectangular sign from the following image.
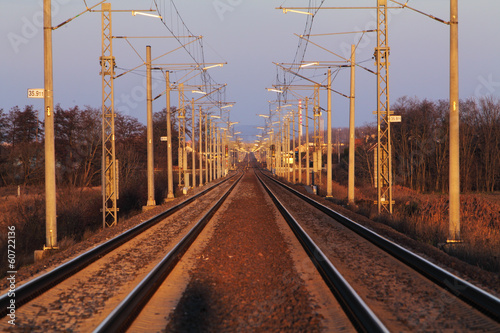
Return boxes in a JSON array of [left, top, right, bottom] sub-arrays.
[[160, 136, 168, 141], [27, 89, 44, 98], [389, 115, 401, 123]]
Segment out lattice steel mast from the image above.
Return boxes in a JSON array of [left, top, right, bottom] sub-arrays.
[[178, 83, 187, 188], [100, 3, 118, 228], [313, 84, 322, 186], [375, 0, 393, 214]]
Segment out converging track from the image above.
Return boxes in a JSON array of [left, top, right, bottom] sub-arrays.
[[1, 169, 499, 332], [94, 172, 243, 332], [96, 170, 353, 332], [257, 169, 500, 331], [0, 173, 239, 331]]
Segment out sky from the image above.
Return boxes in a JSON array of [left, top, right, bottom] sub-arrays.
[[1, 0, 499, 141]]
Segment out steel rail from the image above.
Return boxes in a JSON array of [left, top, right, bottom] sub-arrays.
[[94, 172, 243, 332], [0, 173, 238, 318], [260, 171, 500, 322], [256, 171, 388, 333]]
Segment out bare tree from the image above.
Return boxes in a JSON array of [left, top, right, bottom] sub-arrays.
[[476, 96, 500, 191], [6, 105, 43, 184]]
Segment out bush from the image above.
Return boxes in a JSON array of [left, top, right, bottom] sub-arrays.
[[0, 187, 103, 275], [386, 193, 500, 272], [0, 195, 45, 271]]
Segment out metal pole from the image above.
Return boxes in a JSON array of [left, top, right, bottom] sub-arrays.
[[225, 129, 229, 175], [298, 106, 302, 184], [306, 97, 310, 186], [165, 71, 174, 200], [288, 118, 291, 181], [205, 115, 209, 183], [209, 119, 212, 182], [217, 128, 221, 179], [44, 0, 57, 247], [215, 128, 219, 179], [220, 128, 224, 177], [376, 0, 393, 214], [313, 84, 321, 188], [178, 84, 184, 188], [292, 112, 296, 183], [276, 128, 280, 176], [146, 45, 155, 207], [348, 44, 356, 205], [214, 122, 217, 179], [199, 106, 203, 186], [100, 3, 118, 228], [327, 69, 333, 197], [283, 124, 286, 178], [448, 0, 460, 242], [191, 98, 196, 188], [211, 120, 214, 181], [272, 131, 275, 175], [223, 127, 227, 176]]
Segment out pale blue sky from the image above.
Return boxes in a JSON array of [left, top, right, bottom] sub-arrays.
[[1, 1, 499, 139]]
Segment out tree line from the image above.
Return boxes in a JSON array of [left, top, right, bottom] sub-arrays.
[[1, 95, 498, 194], [353, 95, 500, 193], [0, 105, 183, 189]]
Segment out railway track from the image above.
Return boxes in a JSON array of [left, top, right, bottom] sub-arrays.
[[2, 169, 498, 331], [256, 171, 388, 332], [94, 170, 378, 332], [92, 170, 387, 332], [258, 169, 500, 331], [94, 172, 243, 332], [0, 173, 239, 327]]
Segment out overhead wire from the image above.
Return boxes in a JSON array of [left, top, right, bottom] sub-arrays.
[[277, 0, 327, 105], [151, 0, 227, 109]]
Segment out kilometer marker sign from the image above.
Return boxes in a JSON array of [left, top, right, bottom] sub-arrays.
[[27, 89, 44, 98]]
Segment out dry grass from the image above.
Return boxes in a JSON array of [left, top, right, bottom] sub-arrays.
[[0, 172, 171, 275], [359, 184, 500, 272], [0, 187, 102, 274], [388, 192, 500, 272], [0, 194, 46, 270], [286, 170, 500, 272]]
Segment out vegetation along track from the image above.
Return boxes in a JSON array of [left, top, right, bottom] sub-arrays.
[[258, 170, 500, 331], [0, 173, 239, 328]]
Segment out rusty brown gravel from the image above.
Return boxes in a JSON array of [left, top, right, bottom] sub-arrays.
[[278, 174, 500, 298], [165, 171, 324, 332], [0, 178, 233, 332], [264, 173, 499, 331], [0, 178, 229, 292]]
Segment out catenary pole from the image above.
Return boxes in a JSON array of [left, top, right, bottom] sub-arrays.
[[146, 45, 156, 207], [165, 71, 174, 200], [448, 0, 460, 242], [348, 44, 356, 204], [326, 69, 333, 197], [199, 106, 203, 185], [44, 0, 57, 248], [305, 97, 310, 186], [205, 114, 209, 183], [191, 98, 196, 188]]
